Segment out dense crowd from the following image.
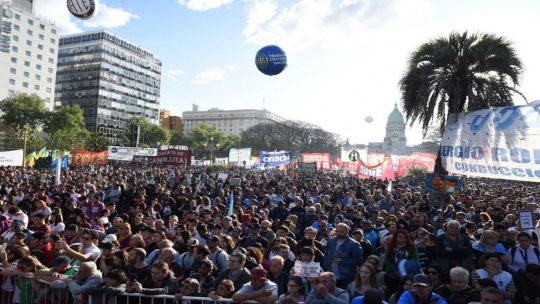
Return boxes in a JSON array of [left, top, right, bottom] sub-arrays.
[[0, 164, 539, 304]]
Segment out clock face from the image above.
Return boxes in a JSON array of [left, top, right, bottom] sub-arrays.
[[67, 0, 96, 19]]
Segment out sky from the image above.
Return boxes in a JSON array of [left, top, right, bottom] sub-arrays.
[[33, 0, 540, 146]]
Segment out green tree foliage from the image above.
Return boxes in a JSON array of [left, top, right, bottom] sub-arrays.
[[240, 121, 341, 156], [0, 94, 47, 151], [189, 124, 228, 158], [44, 105, 88, 150], [123, 116, 171, 147], [84, 132, 112, 152]]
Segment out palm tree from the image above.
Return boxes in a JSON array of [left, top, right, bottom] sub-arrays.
[[399, 31, 525, 173]]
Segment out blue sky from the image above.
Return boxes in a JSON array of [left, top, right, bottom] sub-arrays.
[[35, 0, 540, 145]]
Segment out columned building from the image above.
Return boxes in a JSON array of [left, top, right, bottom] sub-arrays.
[[55, 30, 162, 143]]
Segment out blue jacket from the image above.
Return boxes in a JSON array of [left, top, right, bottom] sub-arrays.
[[324, 236, 363, 281], [397, 290, 447, 304]]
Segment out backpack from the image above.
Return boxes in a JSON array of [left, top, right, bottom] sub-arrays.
[[0, 214, 12, 235], [510, 246, 540, 264]]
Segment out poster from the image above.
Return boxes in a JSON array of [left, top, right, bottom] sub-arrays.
[[298, 162, 317, 174], [357, 156, 395, 180], [293, 261, 322, 278], [301, 153, 331, 170], [424, 173, 462, 195], [71, 150, 108, 165], [441, 102, 540, 182], [396, 152, 437, 177], [519, 211, 534, 230], [229, 148, 252, 163], [147, 149, 192, 166], [0, 149, 23, 166], [107, 146, 157, 161], [260, 151, 291, 167]]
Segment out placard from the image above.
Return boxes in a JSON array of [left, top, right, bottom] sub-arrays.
[[292, 261, 322, 278], [298, 162, 317, 174], [0, 149, 23, 166], [519, 211, 534, 230]]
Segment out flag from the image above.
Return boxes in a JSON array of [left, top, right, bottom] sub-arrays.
[[227, 193, 234, 216], [50, 156, 69, 169], [25, 151, 37, 167], [37, 147, 49, 158]]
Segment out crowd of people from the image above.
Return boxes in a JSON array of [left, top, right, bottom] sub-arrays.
[[0, 164, 539, 304]]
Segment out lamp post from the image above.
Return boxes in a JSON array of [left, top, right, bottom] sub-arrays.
[[18, 125, 30, 167]]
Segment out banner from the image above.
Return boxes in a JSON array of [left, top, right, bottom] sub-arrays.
[[441, 102, 540, 182], [396, 152, 437, 177], [0, 149, 23, 166], [147, 149, 192, 166], [229, 148, 252, 163], [50, 156, 69, 169], [160, 145, 189, 151], [215, 157, 228, 165], [71, 150, 108, 165], [357, 156, 395, 180], [301, 153, 331, 170], [424, 173, 462, 195], [298, 162, 317, 174], [260, 150, 291, 167], [108, 146, 158, 161]]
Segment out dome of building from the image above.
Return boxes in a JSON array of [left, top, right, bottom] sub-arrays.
[[387, 103, 404, 125]]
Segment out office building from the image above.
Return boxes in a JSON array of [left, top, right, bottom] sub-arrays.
[[182, 104, 287, 136], [160, 109, 183, 135], [55, 30, 161, 143], [0, 0, 59, 109]]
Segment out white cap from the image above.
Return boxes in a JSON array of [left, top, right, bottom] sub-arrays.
[[102, 234, 117, 244]]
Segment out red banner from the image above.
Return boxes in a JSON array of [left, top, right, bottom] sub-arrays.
[[301, 153, 331, 170], [396, 152, 437, 177], [357, 156, 395, 180], [71, 150, 108, 165], [147, 149, 192, 166]]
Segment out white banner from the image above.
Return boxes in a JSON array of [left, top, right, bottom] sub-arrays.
[[442, 102, 540, 182], [107, 146, 158, 161], [229, 148, 251, 163], [0, 149, 23, 166], [215, 157, 228, 165]]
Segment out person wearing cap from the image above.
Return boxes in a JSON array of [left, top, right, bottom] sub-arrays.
[[176, 238, 199, 269], [232, 267, 278, 304], [305, 271, 349, 304], [34, 255, 79, 282], [207, 235, 229, 273], [397, 274, 446, 304]]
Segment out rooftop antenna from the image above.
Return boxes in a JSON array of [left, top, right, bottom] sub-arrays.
[[263, 98, 266, 110]]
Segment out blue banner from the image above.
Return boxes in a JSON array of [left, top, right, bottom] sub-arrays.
[[50, 156, 69, 169], [260, 150, 291, 167]]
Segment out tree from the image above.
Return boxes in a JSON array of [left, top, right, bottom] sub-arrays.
[[44, 105, 88, 150], [84, 132, 112, 152], [189, 124, 228, 159], [123, 116, 171, 147], [399, 31, 524, 172]]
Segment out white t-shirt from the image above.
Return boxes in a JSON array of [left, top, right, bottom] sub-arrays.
[[83, 244, 101, 261]]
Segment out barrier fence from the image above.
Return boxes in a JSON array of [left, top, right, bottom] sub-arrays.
[[1, 274, 254, 304]]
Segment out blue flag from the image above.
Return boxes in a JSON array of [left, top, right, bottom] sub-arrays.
[[50, 156, 69, 169]]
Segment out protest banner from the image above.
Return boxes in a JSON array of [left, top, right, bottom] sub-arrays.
[[147, 149, 192, 166], [260, 151, 291, 167], [71, 150, 108, 165], [107, 146, 158, 161], [519, 211, 534, 230], [301, 153, 331, 170], [441, 102, 540, 182], [292, 261, 322, 278], [357, 156, 395, 180], [298, 162, 317, 174], [397, 152, 437, 177], [229, 148, 252, 163], [0, 150, 23, 166]]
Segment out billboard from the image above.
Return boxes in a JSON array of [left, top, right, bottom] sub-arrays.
[[441, 102, 540, 182], [301, 153, 331, 170]]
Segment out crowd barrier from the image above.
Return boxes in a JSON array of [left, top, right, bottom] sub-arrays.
[[1, 274, 254, 304]]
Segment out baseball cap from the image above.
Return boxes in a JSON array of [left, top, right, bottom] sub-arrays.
[[52, 256, 71, 267], [250, 268, 268, 280], [412, 274, 431, 287], [187, 239, 199, 247], [102, 234, 118, 244]]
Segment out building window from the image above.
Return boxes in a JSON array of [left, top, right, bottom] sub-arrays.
[[9, 79, 15, 85], [40, 24, 45, 30], [25, 50, 31, 56], [28, 19, 33, 26], [34, 85, 40, 90], [35, 75, 41, 80], [22, 82, 28, 88], [15, 14, 20, 20], [51, 28, 56, 34], [36, 64, 41, 70], [26, 40, 31, 46], [12, 35, 18, 41], [46, 87, 52, 93], [13, 24, 19, 31], [48, 58, 54, 64], [24, 61, 30, 67], [23, 71, 29, 77], [48, 68, 53, 73], [39, 34, 44, 40], [47, 77, 52, 83], [50, 38, 56, 44], [10, 68, 16, 74], [37, 54, 42, 60], [27, 29, 32, 36], [38, 44, 43, 50], [49, 48, 55, 54], [11, 46, 18, 52], [8, 90, 15, 96], [10, 57, 17, 63]]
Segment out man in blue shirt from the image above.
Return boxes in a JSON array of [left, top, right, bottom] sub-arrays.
[[398, 274, 447, 304]]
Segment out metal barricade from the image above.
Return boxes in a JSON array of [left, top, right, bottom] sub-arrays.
[[87, 293, 254, 304], [0, 274, 73, 304]]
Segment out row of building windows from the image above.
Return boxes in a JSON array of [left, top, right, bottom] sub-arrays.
[[13, 13, 55, 33], [8, 79, 51, 92]]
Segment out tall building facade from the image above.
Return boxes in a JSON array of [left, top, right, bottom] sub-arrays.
[[0, 0, 59, 109], [160, 109, 183, 135], [56, 30, 161, 143], [182, 104, 287, 136]]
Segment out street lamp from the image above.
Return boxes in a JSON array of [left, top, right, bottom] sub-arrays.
[[17, 125, 30, 167]]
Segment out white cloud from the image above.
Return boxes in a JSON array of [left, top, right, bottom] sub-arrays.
[[244, 0, 278, 37], [82, 4, 139, 28], [193, 65, 235, 84], [177, 0, 233, 11], [166, 70, 186, 82], [33, 1, 139, 35]]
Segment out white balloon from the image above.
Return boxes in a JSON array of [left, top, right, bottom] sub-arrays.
[[365, 116, 373, 123]]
